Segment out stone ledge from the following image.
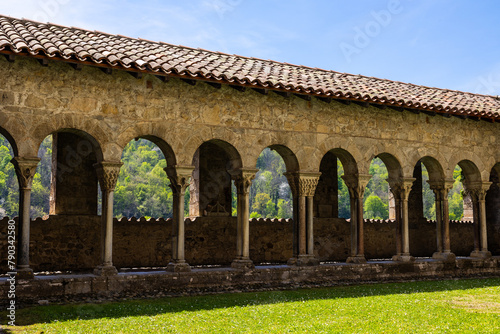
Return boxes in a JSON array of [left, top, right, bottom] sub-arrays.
[[1, 258, 499, 307]]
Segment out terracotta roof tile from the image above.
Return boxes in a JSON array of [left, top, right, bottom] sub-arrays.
[[0, 15, 499, 120]]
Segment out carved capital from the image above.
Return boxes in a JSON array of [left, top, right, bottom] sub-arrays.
[[165, 165, 194, 194], [94, 161, 123, 191], [387, 177, 415, 200], [297, 173, 321, 197], [11, 157, 40, 189], [232, 168, 258, 195], [464, 181, 492, 202], [427, 179, 454, 199], [341, 173, 371, 198], [285, 172, 321, 197]]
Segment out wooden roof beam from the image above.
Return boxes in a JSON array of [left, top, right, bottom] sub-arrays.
[[206, 82, 222, 89], [4, 54, 15, 62], [181, 78, 196, 85], [253, 88, 269, 95], [274, 91, 291, 98], [230, 85, 246, 92], [295, 93, 311, 101]]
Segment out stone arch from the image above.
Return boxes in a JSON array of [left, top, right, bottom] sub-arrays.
[[0, 127, 18, 157], [374, 152, 403, 181], [267, 144, 300, 173], [456, 160, 482, 185], [190, 138, 242, 217], [420, 156, 445, 182], [328, 148, 359, 176], [45, 128, 104, 216], [119, 134, 177, 167], [31, 116, 110, 160]]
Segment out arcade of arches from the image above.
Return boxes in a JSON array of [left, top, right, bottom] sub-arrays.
[[1, 55, 500, 280]]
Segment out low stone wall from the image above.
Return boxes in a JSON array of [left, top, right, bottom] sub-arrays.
[[2, 258, 499, 307], [0, 215, 485, 272]]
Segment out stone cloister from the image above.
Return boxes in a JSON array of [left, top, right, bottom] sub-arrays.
[[1, 16, 500, 301]]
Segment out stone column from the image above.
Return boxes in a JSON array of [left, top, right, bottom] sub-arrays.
[[468, 182, 492, 258], [231, 168, 258, 270], [166, 166, 195, 272], [297, 173, 320, 266], [430, 180, 456, 262], [342, 174, 371, 264], [285, 172, 321, 266], [389, 177, 415, 262], [12, 157, 40, 279], [93, 161, 122, 276]]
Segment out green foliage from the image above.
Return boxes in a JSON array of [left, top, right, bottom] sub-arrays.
[[337, 160, 351, 219], [250, 148, 292, 219], [5, 278, 500, 333], [114, 139, 173, 219], [364, 194, 389, 220]]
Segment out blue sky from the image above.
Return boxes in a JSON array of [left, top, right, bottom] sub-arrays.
[[1, 0, 499, 95]]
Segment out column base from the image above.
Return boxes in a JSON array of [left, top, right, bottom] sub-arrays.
[[16, 267, 34, 279], [166, 261, 191, 272], [231, 258, 255, 270], [432, 251, 456, 262], [94, 265, 118, 276], [296, 255, 319, 266], [392, 253, 415, 262], [287, 257, 298, 266], [470, 250, 492, 259], [346, 255, 367, 264]]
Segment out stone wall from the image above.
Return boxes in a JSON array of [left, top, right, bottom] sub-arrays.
[[0, 215, 482, 273]]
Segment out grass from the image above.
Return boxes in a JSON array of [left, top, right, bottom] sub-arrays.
[[2, 278, 500, 333]]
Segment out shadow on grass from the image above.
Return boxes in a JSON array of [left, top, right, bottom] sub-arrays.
[[2, 277, 500, 329]]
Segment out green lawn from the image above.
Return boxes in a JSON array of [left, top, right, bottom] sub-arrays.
[[2, 278, 500, 333]]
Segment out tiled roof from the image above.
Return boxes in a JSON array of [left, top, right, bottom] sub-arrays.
[[1, 15, 499, 121]]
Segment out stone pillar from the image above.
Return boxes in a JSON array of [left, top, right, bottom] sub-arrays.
[[50, 133, 99, 215], [93, 161, 122, 276], [285, 172, 321, 266], [389, 177, 416, 262], [190, 143, 232, 217], [231, 168, 258, 270], [430, 180, 456, 262], [342, 174, 371, 264], [166, 166, 195, 272], [468, 182, 492, 258], [12, 157, 40, 279]]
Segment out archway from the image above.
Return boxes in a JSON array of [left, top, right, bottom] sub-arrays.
[[188, 139, 242, 266], [0, 132, 18, 219], [113, 137, 175, 270], [408, 157, 445, 258], [248, 147, 293, 265], [314, 148, 358, 262]]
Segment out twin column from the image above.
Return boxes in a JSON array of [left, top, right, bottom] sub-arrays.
[[284, 172, 321, 266], [388, 177, 416, 262]]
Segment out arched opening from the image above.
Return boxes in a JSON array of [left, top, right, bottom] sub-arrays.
[[113, 137, 176, 270], [114, 137, 174, 219], [249, 148, 291, 219], [456, 160, 483, 257], [486, 164, 500, 255], [408, 157, 444, 258], [188, 139, 242, 266], [248, 147, 293, 265], [363, 153, 402, 261], [12, 130, 104, 274], [0, 132, 18, 219], [314, 148, 357, 262]]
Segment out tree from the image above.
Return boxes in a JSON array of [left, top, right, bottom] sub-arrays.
[[364, 195, 389, 220]]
